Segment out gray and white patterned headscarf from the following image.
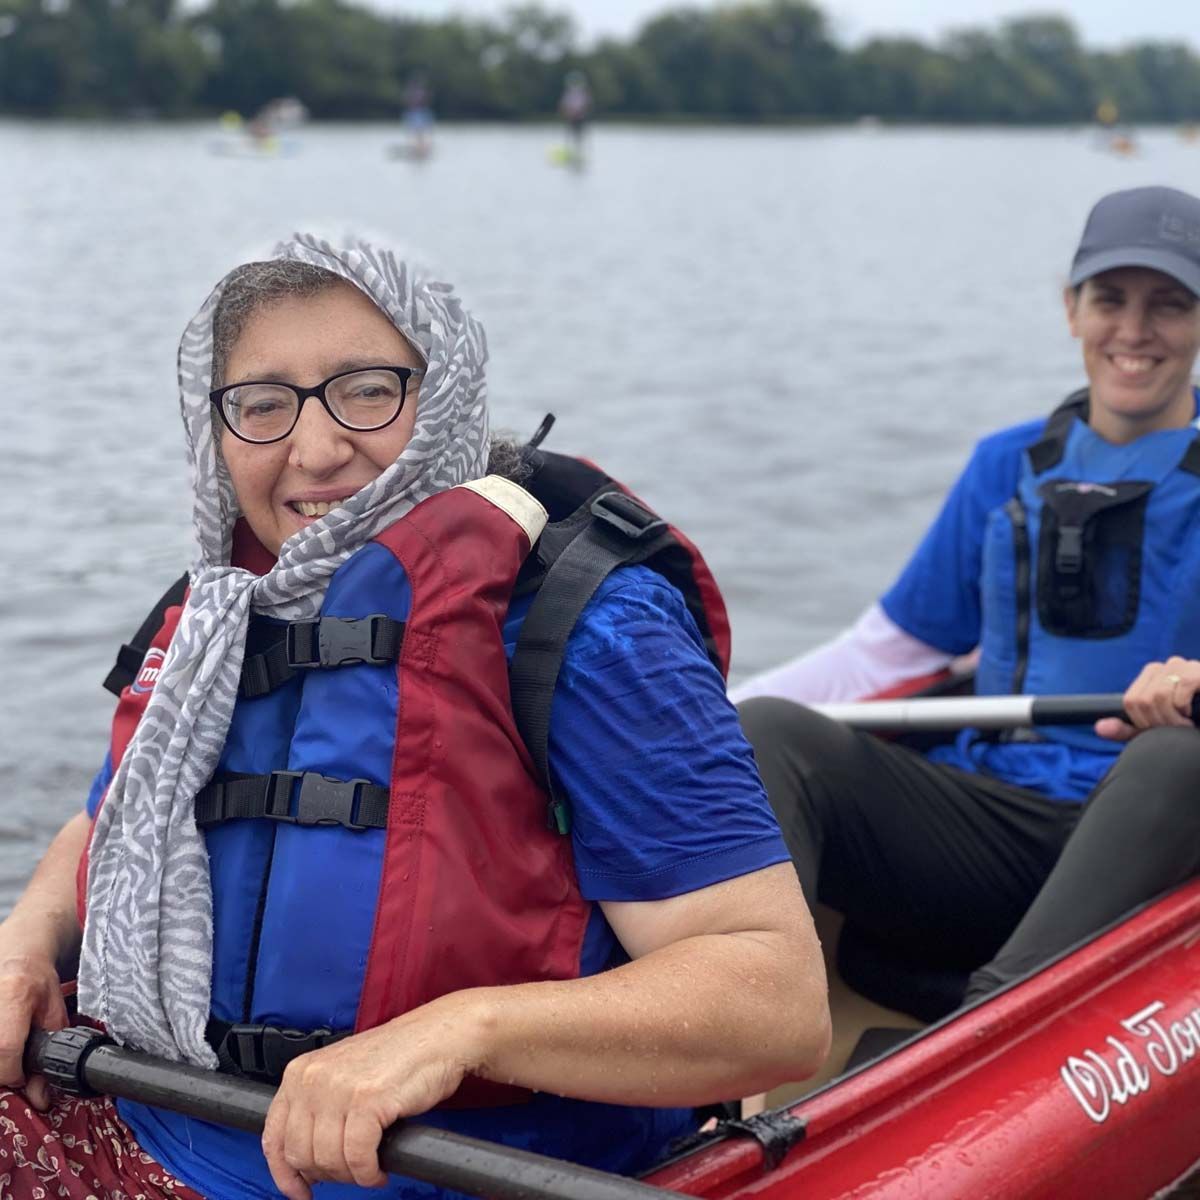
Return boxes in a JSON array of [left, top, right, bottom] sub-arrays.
[[77, 233, 490, 1066]]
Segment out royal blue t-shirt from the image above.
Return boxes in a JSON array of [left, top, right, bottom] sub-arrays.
[[879, 396, 1200, 801], [85, 565, 789, 1199]]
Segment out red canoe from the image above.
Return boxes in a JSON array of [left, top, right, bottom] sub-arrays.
[[645, 878, 1200, 1199]]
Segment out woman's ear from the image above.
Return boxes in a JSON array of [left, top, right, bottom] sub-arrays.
[[1063, 284, 1082, 338]]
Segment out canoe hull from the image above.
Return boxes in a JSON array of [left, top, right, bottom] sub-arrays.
[[647, 880, 1200, 1199]]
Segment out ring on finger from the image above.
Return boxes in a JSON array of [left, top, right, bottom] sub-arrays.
[[1167, 673, 1184, 687]]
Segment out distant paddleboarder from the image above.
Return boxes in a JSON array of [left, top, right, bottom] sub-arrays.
[[558, 69, 592, 159], [402, 74, 435, 159]]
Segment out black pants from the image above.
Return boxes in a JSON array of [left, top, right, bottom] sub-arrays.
[[738, 698, 1200, 1005]]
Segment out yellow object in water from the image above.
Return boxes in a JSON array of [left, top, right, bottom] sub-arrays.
[[1095, 99, 1119, 127], [548, 144, 584, 167], [219, 110, 244, 131]]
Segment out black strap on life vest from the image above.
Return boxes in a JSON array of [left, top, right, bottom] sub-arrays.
[[510, 482, 672, 835], [102, 572, 190, 697], [1027, 389, 1090, 475], [1029, 388, 1200, 477], [205, 1018, 349, 1084], [1181, 439, 1200, 477], [239, 615, 404, 699], [194, 770, 389, 831]]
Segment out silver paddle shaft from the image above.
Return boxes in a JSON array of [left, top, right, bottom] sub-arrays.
[[812, 693, 1128, 732]]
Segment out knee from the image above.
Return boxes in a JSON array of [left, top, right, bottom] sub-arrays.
[[737, 697, 866, 816], [1093, 726, 1200, 830], [737, 696, 803, 752], [1114, 725, 1200, 780], [737, 697, 842, 772]]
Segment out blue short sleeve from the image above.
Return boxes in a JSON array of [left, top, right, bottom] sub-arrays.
[[85, 752, 114, 818], [541, 566, 790, 902], [880, 420, 1043, 654]]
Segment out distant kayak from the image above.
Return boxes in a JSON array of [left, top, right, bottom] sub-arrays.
[[386, 142, 434, 162], [207, 134, 301, 159]]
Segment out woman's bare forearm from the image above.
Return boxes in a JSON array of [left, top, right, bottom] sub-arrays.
[[3, 812, 89, 978], [456, 865, 831, 1107], [461, 923, 830, 1108]]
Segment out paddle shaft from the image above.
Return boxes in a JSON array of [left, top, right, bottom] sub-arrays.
[[812, 692, 1200, 732], [24, 1029, 683, 1200]]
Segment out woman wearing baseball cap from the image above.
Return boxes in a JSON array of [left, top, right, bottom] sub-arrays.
[[736, 185, 1200, 1009]]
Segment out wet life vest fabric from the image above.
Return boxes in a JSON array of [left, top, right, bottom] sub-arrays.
[[83, 504, 788, 1195], [883, 389, 1200, 800]]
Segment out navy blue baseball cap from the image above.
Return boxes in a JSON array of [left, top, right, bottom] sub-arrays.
[[1069, 186, 1200, 296]]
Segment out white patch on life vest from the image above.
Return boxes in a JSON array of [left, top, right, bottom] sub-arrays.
[[131, 647, 166, 695], [457, 476, 548, 546]]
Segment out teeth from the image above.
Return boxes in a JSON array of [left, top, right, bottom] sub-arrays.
[[294, 499, 349, 517], [1112, 355, 1157, 375]]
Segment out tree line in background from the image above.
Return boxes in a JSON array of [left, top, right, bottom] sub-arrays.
[[2, 0, 1199, 123]]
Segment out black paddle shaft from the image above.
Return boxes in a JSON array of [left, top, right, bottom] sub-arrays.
[[1031, 693, 1200, 725], [25, 1028, 684, 1200]]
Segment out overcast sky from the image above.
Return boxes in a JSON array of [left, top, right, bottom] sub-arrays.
[[392, 0, 1199, 51]]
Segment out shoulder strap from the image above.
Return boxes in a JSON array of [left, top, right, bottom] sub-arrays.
[[1179, 435, 1200, 478], [102, 572, 189, 697], [1027, 388, 1090, 475], [510, 489, 671, 834], [1028, 387, 1200, 477]]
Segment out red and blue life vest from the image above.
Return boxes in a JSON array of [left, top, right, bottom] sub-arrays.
[[83, 449, 731, 1105]]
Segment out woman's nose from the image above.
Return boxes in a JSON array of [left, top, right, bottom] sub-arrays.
[[287, 399, 353, 473], [1115, 304, 1153, 343]]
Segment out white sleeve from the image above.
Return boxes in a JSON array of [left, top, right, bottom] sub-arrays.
[[728, 602, 956, 706]]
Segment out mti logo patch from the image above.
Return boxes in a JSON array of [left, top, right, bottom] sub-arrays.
[[132, 648, 166, 695]]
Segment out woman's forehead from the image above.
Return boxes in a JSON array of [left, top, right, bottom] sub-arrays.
[[225, 280, 422, 373], [1086, 266, 1195, 296]]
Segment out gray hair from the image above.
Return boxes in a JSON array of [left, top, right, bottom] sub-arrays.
[[486, 434, 535, 485], [210, 259, 345, 388]]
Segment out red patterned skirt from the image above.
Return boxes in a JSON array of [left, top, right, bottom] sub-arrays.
[[0, 1090, 204, 1199]]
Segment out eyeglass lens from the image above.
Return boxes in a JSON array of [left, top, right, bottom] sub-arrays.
[[222, 369, 408, 442]]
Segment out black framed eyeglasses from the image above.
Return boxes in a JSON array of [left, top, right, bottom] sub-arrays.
[[210, 365, 422, 444]]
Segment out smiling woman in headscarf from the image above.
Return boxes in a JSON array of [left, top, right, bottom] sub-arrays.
[[0, 234, 829, 1200]]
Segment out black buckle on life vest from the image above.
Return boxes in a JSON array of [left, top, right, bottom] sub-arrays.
[[195, 771, 389, 830], [589, 491, 666, 542], [1056, 525, 1084, 574], [267, 770, 372, 831], [286, 615, 401, 670], [211, 1021, 348, 1084]]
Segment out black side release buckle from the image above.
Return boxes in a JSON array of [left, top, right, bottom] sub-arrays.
[[589, 491, 667, 542], [286, 615, 401, 670], [219, 1023, 347, 1083], [266, 771, 372, 831], [195, 771, 389, 831]]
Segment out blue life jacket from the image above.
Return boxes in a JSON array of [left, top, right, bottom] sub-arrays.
[[973, 390, 1200, 765]]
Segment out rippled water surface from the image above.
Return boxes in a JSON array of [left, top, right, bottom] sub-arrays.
[[3, 120, 1199, 905]]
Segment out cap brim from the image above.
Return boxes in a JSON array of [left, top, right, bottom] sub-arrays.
[[1070, 246, 1200, 296]]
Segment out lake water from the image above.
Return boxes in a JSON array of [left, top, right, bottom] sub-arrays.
[[3, 119, 1198, 904]]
